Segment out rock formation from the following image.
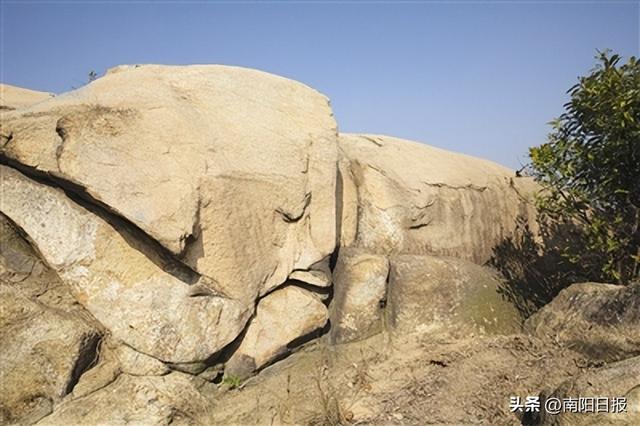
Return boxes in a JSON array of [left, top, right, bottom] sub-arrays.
[[336, 133, 538, 263], [2, 66, 635, 425], [537, 355, 640, 425], [0, 84, 53, 110], [526, 282, 640, 362]]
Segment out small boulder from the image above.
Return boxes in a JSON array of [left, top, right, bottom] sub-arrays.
[[526, 282, 640, 362], [538, 355, 640, 425], [329, 248, 389, 344], [387, 255, 522, 337], [36, 372, 208, 425], [226, 286, 328, 379], [289, 257, 333, 289]]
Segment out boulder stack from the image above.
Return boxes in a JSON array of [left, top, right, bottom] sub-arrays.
[[0, 65, 540, 423]]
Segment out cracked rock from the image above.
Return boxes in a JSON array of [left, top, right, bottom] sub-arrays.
[[0, 165, 247, 363], [225, 286, 329, 379], [0, 285, 100, 424], [36, 372, 208, 426], [1, 66, 338, 301], [526, 282, 640, 362]]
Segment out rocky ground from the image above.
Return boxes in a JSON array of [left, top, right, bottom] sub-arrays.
[[201, 333, 592, 425]]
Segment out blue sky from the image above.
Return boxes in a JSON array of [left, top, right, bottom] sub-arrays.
[[1, 1, 638, 168]]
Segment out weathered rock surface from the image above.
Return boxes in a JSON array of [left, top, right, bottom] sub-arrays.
[[538, 355, 640, 425], [112, 343, 171, 377], [0, 213, 106, 424], [388, 255, 523, 337], [1, 213, 58, 297], [526, 282, 640, 362], [226, 286, 329, 378], [36, 372, 209, 425], [338, 134, 538, 264], [0, 68, 556, 425], [289, 266, 332, 289], [1, 64, 338, 305], [0, 285, 100, 424], [329, 248, 389, 344], [0, 84, 53, 110], [0, 165, 247, 363]]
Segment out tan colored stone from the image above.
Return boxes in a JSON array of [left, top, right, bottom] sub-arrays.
[[113, 343, 170, 376], [539, 356, 640, 425], [1, 67, 338, 301], [37, 372, 208, 425], [388, 255, 522, 337], [0, 83, 53, 110], [0, 165, 247, 363], [526, 282, 640, 362], [1, 213, 52, 292], [226, 286, 328, 378], [329, 248, 389, 344], [289, 257, 333, 288], [337, 151, 359, 247], [338, 133, 538, 264], [0, 284, 100, 424]]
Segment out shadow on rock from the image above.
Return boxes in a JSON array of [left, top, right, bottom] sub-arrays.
[[488, 216, 599, 318]]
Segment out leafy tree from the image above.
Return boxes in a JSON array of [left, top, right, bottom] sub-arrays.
[[529, 51, 640, 284]]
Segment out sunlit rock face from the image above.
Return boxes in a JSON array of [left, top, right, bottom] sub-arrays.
[[337, 133, 538, 264], [526, 282, 640, 362], [1, 65, 338, 364], [0, 66, 546, 424]]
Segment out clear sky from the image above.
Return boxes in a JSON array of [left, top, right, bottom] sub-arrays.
[[1, 1, 638, 168]]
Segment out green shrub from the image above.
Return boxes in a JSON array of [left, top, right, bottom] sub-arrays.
[[529, 51, 639, 284]]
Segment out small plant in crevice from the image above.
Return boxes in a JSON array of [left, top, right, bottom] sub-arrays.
[[221, 374, 243, 389]]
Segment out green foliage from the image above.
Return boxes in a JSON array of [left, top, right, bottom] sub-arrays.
[[222, 375, 243, 388], [529, 51, 640, 284]]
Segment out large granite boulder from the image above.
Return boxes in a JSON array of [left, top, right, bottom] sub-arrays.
[[387, 255, 523, 337], [337, 133, 538, 264], [0, 65, 338, 366], [0, 66, 550, 424], [1, 64, 338, 300], [526, 282, 640, 362], [0, 165, 247, 363]]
